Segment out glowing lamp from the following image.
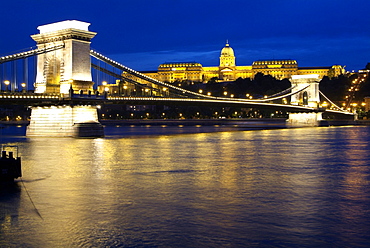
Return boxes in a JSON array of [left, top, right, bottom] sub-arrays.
[[4, 80, 10, 91]]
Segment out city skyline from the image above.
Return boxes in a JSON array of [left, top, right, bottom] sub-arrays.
[[0, 0, 369, 72]]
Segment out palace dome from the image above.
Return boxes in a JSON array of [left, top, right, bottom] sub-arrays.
[[220, 42, 234, 57]]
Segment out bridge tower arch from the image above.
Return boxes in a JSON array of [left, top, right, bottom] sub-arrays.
[[290, 74, 320, 108], [31, 20, 96, 94], [288, 74, 323, 126]]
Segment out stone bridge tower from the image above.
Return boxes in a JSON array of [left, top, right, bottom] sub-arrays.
[[31, 20, 96, 94], [27, 20, 103, 137]]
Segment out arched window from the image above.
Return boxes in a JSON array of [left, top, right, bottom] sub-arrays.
[[303, 91, 308, 106]]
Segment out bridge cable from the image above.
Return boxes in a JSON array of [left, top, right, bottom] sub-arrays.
[[91, 63, 160, 92], [90, 50, 311, 103], [0, 44, 64, 64], [319, 90, 345, 112], [90, 50, 215, 99], [92, 63, 192, 98]]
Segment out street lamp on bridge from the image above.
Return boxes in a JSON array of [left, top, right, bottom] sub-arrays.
[[21, 83, 27, 93], [4, 80, 10, 91], [123, 85, 128, 95], [162, 87, 168, 96]]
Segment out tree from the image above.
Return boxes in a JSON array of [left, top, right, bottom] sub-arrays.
[[320, 75, 352, 101]]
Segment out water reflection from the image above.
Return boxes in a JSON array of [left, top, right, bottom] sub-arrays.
[[0, 183, 21, 232], [0, 125, 369, 247]]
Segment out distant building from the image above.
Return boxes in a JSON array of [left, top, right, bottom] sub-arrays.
[[364, 97, 370, 112], [130, 41, 345, 83], [359, 62, 370, 73]]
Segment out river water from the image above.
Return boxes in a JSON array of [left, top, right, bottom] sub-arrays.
[[1, 124, 370, 247]]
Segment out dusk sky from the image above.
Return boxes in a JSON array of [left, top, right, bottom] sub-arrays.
[[1, 0, 369, 72]]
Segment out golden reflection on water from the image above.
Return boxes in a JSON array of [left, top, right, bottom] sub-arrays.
[[1, 126, 370, 247]]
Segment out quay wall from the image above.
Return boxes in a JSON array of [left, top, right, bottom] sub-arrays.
[[1, 118, 369, 128]]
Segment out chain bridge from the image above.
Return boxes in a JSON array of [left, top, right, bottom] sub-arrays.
[[0, 20, 354, 137]]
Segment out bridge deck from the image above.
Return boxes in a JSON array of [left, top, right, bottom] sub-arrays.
[[0, 92, 354, 117]]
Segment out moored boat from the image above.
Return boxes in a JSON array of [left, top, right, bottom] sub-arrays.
[[0, 146, 22, 182]]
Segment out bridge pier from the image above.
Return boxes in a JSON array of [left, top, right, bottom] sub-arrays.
[[26, 105, 104, 137], [287, 112, 323, 126]]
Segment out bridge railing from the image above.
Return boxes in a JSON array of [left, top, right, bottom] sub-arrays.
[[0, 91, 110, 101], [0, 92, 61, 99]]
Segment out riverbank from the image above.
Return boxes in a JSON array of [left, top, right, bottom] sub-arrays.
[[1, 118, 370, 127], [100, 118, 286, 126]]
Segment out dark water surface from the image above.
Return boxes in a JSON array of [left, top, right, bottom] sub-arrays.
[[1, 125, 370, 247]]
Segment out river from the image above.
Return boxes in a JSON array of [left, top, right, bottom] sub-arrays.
[[1, 124, 370, 247]]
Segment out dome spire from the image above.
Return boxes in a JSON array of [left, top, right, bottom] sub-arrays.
[[220, 40, 235, 67]]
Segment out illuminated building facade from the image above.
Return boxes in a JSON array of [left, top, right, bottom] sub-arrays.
[[135, 41, 345, 83]]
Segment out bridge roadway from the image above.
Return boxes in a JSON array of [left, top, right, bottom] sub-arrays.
[[0, 92, 354, 117]]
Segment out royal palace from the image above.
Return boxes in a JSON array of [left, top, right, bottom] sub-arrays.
[[127, 41, 345, 84]]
